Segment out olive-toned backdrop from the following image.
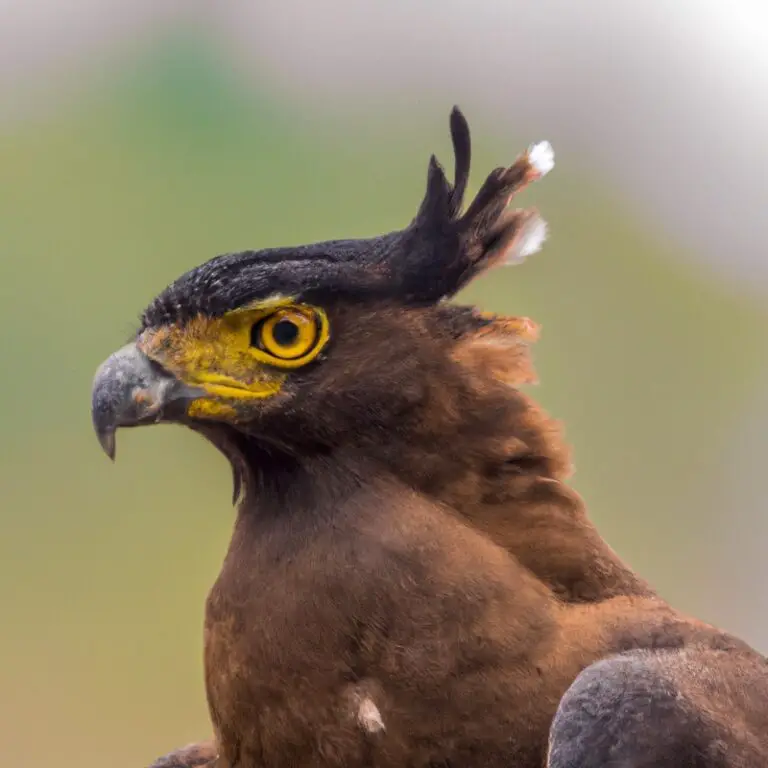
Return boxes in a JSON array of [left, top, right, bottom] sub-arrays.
[[1, 34, 766, 768]]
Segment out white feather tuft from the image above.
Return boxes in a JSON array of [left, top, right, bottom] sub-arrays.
[[506, 216, 548, 264], [527, 141, 555, 177], [357, 697, 386, 734]]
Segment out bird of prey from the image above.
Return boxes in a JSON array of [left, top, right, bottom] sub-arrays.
[[92, 107, 768, 767]]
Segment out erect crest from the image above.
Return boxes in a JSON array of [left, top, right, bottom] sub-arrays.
[[396, 105, 554, 302], [140, 107, 554, 328]]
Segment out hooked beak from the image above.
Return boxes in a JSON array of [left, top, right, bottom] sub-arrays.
[[91, 343, 202, 460]]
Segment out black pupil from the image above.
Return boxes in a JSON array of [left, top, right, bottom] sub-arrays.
[[271, 319, 300, 347]]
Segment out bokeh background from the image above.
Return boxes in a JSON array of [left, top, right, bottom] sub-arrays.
[[2, 2, 768, 765]]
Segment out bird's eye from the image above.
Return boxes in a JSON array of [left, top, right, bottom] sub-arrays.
[[252, 307, 321, 361]]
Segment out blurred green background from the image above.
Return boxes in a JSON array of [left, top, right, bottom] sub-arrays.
[[2, 14, 767, 768]]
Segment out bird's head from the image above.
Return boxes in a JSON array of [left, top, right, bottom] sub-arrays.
[[91, 107, 559, 499]]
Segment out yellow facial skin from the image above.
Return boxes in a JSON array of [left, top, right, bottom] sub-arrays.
[[136, 298, 330, 422]]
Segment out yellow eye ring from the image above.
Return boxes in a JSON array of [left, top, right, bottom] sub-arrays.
[[256, 307, 320, 361]]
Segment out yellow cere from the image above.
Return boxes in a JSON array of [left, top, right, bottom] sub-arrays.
[[187, 399, 240, 421], [137, 298, 331, 419]]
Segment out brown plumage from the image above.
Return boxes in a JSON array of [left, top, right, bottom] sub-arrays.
[[91, 107, 768, 767]]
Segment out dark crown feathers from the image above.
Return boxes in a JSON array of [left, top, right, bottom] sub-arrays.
[[141, 107, 553, 329]]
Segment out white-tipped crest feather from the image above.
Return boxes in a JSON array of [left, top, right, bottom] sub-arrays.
[[506, 216, 549, 265], [528, 141, 555, 177]]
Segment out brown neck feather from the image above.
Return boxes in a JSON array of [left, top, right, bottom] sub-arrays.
[[351, 368, 655, 604], [221, 356, 654, 606]]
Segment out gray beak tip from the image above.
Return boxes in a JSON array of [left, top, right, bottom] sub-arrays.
[[97, 428, 117, 461]]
